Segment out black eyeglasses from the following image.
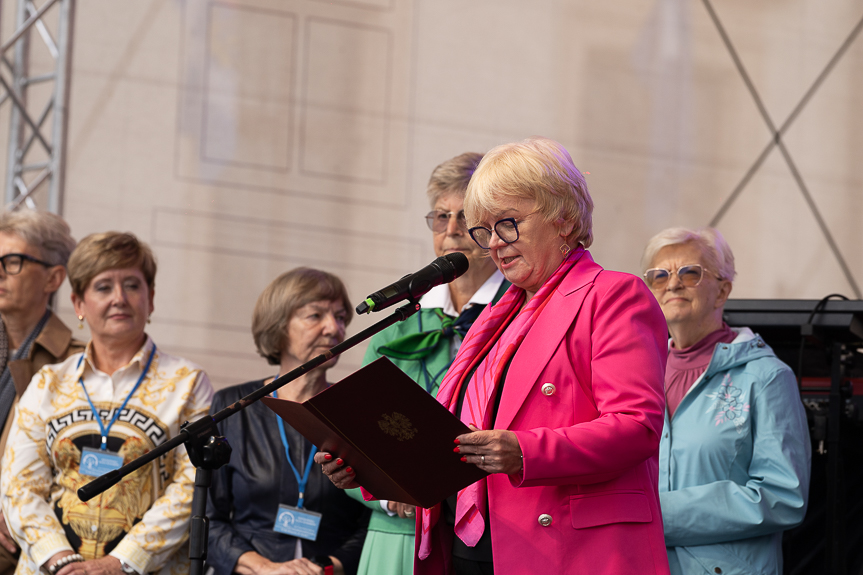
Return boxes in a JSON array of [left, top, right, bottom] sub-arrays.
[[0, 253, 53, 275], [643, 264, 718, 290], [468, 218, 520, 250], [425, 210, 467, 234]]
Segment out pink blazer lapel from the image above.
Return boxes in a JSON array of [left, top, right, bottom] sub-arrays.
[[493, 250, 603, 430]]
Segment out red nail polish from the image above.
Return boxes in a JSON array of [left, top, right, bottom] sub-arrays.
[[453, 447, 460, 453], [460, 456, 467, 462], [346, 467, 354, 474], [336, 458, 344, 466], [324, 453, 332, 461], [453, 438, 460, 445]]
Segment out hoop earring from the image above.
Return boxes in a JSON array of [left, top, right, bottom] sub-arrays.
[[560, 244, 571, 257], [77, 315, 84, 329]]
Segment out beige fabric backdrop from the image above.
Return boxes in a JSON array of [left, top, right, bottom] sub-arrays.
[[2, 0, 861, 388]]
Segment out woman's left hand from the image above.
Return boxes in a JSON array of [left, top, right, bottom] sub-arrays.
[[455, 426, 523, 475], [313, 451, 360, 490], [56, 556, 125, 575]]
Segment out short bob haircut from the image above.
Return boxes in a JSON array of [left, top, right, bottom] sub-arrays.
[[252, 267, 353, 365], [464, 136, 593, 248], [68, 232, 157, 298], [0, 209, 76, 267], [426, 152, 484, 207], [641, 227, 736, 282]]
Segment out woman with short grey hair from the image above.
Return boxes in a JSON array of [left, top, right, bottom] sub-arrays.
[[642, 226, 810, 575], [0, 209, 76, 266]]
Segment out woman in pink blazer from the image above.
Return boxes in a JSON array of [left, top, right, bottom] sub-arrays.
[[321, 136, 670, 575]]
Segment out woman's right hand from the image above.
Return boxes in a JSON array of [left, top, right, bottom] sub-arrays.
[[387, 501, 417, 519], [56, 555, 125, 575], [313, 451, 359, 489]]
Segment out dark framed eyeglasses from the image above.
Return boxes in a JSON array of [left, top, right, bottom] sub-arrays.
[[0, 253, 53, 275], [643, 264, 717, 290], [425, 210, 467, 234], [468, 218, 520, 250]]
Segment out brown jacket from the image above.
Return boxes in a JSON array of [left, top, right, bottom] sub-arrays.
[[0, 311, 85, 575]]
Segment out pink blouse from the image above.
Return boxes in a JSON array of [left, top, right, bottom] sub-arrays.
[[665, 324, 737, 418]]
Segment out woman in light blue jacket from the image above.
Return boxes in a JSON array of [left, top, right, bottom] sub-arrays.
[[642, 227, 811, 575]]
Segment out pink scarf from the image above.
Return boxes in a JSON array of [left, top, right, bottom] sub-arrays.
[[418, 248, 581, 559]]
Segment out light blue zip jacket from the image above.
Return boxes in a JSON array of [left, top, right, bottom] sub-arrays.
[[659, 328, 811, 575]]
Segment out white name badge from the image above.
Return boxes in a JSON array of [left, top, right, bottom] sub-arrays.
[[79, 447, 124, 477], [273, 504, 322, 541]]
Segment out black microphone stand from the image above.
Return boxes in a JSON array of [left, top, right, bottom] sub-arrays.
[[77, 301, 421, 575]]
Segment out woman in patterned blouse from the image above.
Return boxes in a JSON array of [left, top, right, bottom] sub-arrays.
[[1, 232, 213, 575]]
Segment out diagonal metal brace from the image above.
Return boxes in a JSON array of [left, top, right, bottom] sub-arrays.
[[0, 72, 52, 154], [0, 0, 61, 56]]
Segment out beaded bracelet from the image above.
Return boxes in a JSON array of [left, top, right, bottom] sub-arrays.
[[46, 554, 84, 575]]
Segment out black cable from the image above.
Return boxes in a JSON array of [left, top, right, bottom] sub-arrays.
[[797, 294, 850, 388]]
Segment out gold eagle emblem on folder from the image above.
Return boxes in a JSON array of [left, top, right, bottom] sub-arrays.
[[378, 412, 417, 441]]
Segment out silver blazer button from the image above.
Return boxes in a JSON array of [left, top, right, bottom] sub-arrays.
[[541, 383, 556, 396], [538, 513, 553, 527]]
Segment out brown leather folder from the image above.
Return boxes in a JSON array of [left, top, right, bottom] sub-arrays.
[[261, 357, 488, 508]]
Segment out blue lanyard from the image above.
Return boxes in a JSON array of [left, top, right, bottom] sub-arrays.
[[78, 344, 157, 451], [273, 386, 317, 509]]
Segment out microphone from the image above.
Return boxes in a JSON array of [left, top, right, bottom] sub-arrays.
[[356, 252, 469, 314]]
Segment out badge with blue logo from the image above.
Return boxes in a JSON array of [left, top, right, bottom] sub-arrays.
[[273, 504, 322, 540], [79, 446, 124, 477]]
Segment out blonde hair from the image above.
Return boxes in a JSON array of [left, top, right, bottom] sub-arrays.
[[0, 209, 76, 266], [426, 152, 484, 207], [641, 227, 736, 281], [464, 136, 593, 247], [252, 268, 352, 365], [67, 232, 157, 297]]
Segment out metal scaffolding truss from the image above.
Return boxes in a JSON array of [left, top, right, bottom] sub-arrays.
[[0, 0, 74, 214]]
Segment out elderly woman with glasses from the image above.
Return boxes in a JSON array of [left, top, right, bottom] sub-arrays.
[[346, 153, 508, 575], [319, 137, 671, 575], [0, 210, 83, 575], [641, 227, 810, 575]]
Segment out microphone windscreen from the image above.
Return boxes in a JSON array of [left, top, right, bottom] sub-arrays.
[[444, 252, 470, 278]]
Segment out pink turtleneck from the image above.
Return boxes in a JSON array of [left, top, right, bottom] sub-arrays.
[[665, 323, 737, 418]]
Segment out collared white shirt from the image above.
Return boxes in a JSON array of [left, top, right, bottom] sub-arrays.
[[419, 269, 506, 318]]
